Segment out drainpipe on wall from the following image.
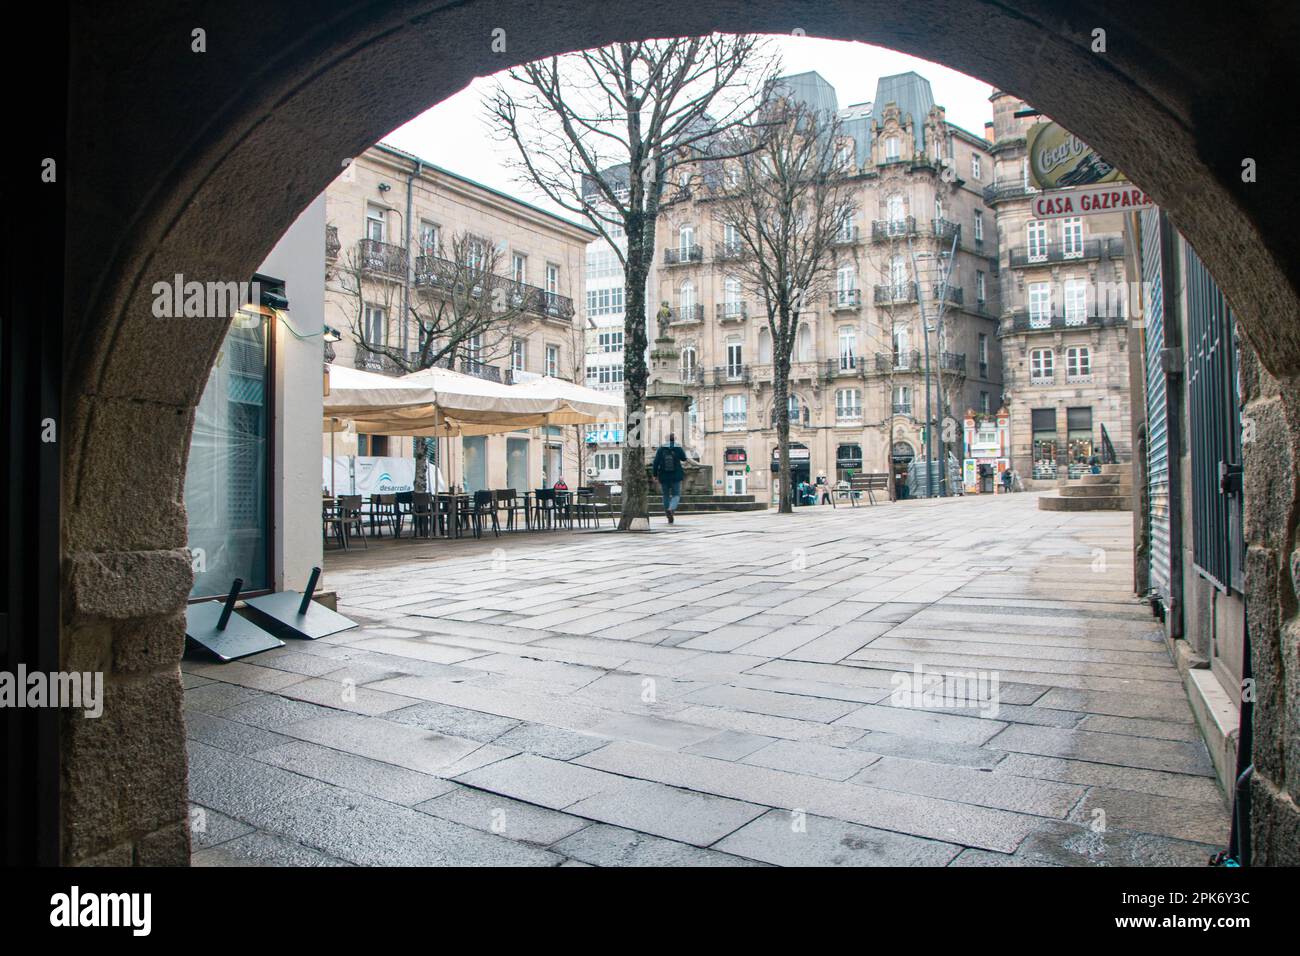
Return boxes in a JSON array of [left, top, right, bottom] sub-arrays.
[[401, 159, 422, 356]]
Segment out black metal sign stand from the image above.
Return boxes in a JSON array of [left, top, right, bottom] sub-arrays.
[[185, 578, 285, 662], [242, 566, 357, 641]]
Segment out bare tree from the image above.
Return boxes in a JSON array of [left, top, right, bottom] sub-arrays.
[[333, 229, 534, 490], [710, 95, 854, 514], [487, 36, 776, 529]]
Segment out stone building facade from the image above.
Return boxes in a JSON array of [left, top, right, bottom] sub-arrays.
[[322, 144, 596, 491], [649, 71, 1002, 498], [986, 91, 1132, 488]]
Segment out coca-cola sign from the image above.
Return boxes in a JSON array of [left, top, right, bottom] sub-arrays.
[[1026, 121, 1124, 190]]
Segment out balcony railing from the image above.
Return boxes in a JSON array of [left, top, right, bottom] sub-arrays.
[[413, 255, 573, 320], [1004, 309, 1127, 333], [830, 288, 862, 309], [713, 364, 749, 385], [871, 217, 917, 241], [714, 242, 744, 261], [326, 225, 340, 260], [1008, 237, 1124, 268], [358, 238, 409, 278], [716, 301, 748, 321], [456, 357, 504, 383], [824, 357, 862, 379], [875, 282, 918, 305], [932, 218, 961, 243], [833, 225, 861, 245], [932, 284, 963, 305], [670, 303, 704, 324], [663, 244, 703, 266], [892, 402, 913, 415], [877, 350, 922, 372], [939, 352, 967, 373], [983, 180, 1036, 204]]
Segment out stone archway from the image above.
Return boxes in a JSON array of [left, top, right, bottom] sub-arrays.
[[59, 0, 1299, 864]]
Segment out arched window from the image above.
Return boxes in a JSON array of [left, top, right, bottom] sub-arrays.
[[757, 326, 772, 364], [774, 394, 804, 427], [678, 279, 695, 321], [680, 344, 697, 383]]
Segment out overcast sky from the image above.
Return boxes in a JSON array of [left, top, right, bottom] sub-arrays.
[[383, 35, 995, 222]]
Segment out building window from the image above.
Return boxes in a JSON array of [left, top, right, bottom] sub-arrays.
[[835, 388, 862, 421], [1030, 348, 1055, 383], [837, 204, 855, 241], [1028, 282, 1052, 328], [1032, 408, 1058, 476], [679, 279, 696, 318], [892, 385, 912, 415], [978, 333, 989, 377], [546, 343, 559, 377], [365, 204, 386, 242], [679, 225, 695, 253], [723, 394, 747, 430], [885, 136, 900, 162], [723, 276, 743, 317], [586, 286, 625, 317], [887, 194, 905, 226], [893, 327, 911, 368], [722, 223, 740, 256], [976, 270, 986, 305], [511, 338, 526, 372], [1067, 406, 1094, 462], [1061, 218, 1084, 259], [971, 154, 982, 180], [973, 210, 984, 243], [680, 345, 697, 383], [726, 340, 744, 379], [419, 221, 440, 257], [363, 304, 387, 347], [889, 255, 908, 297], [838, 327, 857, 370], [774, 394, 808, 427], [980, 391, 990, 414], [1067, 345, 1092, 381], [836, 264, 857, 305], [597, 329, 624, 352], [1063, 277, 1088, 325], [1027, 219, 1048, 261], [512, 253, 527, 284]]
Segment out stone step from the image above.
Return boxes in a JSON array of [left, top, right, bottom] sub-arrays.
[[1079, 473, 1122, 485], [1060, 483, 1133, 498], [1038, 493, 1132, 511]]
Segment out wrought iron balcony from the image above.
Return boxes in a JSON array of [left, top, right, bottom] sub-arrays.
[[1004, 309, 1127, 333], [713, 364, 749, 385], [932, 218, 961, 242], [892, 402, 913, 415], [932, 283, 964, 305], [716, 301, 748, 322], [983, 180, 1036, 204], [670, 303, 704, 324], [876, 350, 922, 372], [939, 351, 967, 373], [874, 282, 918, 305], [871, 217, 917, 241], [458, 357, 504, 382], [824, 357, 863, 379], [663, 244, 703, 266], [358, 238, 409, 278], [714, 242, 744, 261], [1008, 237, 1124, 268], [830, 288, 862, 309]]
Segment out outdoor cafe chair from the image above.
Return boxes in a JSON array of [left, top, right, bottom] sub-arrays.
[[495, 488, 526, 531], [552, 489, 574, 530], [588, 483, 616, 528], [370, 493, 400, 537], [532, 488, 557, 530], [336, 495, 368, 549], [409, 492, 435, 538], [572, 486, 594, 528], [469, 490, 500, 539], [322, 498, 348, 549]]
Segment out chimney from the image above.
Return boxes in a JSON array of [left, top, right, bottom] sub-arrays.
[[984, 121, 995, 145]]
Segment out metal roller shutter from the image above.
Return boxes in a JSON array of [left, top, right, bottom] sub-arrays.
[[1141, 208, 1174, 609]]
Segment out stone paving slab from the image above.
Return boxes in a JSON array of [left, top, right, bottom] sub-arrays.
[[713, 809, 960, 867], [186, 494, 1224, 866]]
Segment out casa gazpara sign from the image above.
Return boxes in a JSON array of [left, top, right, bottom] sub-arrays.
[[1031, 183, 1153, 219], [1026, 122, 1123, 189]]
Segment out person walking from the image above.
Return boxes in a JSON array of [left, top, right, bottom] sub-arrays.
[[652, 432, 687, 524], [814, 470, 833, 505]]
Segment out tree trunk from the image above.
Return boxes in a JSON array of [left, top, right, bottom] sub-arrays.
[[773, 363, 793, 514], [413, 436, 428, 493], [619, 256, 650, 529]]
